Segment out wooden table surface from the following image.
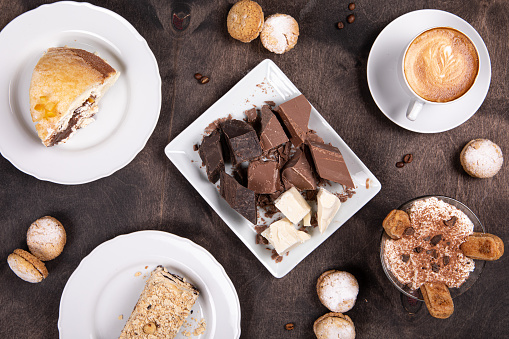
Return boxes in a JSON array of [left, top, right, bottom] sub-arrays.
[[1, 1, 508, 338]]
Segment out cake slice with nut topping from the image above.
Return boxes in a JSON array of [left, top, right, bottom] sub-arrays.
[[119, 266, 199, 338]]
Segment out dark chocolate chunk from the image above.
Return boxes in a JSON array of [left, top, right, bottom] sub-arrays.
[[220, 171, 257, 224], [401, 254, 410, 263], [232, 165, 247, 186], [404, 227, 415, 236], [259, 105, 289, 151], [307, 141, 355, 188], [281, 148, 317, 191], [274, 94, 311, 147], [431, 263, 440, 273], [256, 233, 268, 245], [264, 100, 276, 107], [244, 108, 258, 123], [254, 225, 268, 234], [414, 246, 423, 253], [198, 129, 224, 183], [443, 256, 450, 266], [220, 119, 262, 164], [247, 160, 279, 194], [431, 249, 438, 259], [443, 216, 458, 227], [430, 234, 442, 246]]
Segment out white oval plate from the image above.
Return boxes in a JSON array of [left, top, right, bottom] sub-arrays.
[[58, 231, 241, 339], [0, 1, 161, 184], [367, 9, 491, 133]]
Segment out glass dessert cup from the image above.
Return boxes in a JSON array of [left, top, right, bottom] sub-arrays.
[[380, 195, 486, 301]]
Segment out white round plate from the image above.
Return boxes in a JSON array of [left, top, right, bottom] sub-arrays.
[[367, 9, 491, 133], [58, 231, 241, 339], [0, 1, 161, 184]]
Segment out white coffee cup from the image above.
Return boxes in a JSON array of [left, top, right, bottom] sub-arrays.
[[399, 26, 480, 121]]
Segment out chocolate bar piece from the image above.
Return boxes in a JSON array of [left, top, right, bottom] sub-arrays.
[[119, 266, 199, 339], [198, 129, 224, 183], [220, 119, 262, 164], [259, 105, 288, 151], [275, 94, 311, 147], [282, 148, 316, 190], [220, 171, 257, 224], [307, 141, 354, 188], [248, 160, 279, 194]]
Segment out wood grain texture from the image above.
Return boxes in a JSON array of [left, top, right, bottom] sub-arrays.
[[0, 0, 508, 338]]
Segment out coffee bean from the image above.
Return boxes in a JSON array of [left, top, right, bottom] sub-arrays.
[[347, 14, 355, 24], [285, 323, 295, 331], [337, 22, 345, 29], [403, 154, 413, 163], [430, 234, 442, 246], [199, 76, 210, 84], [194, 73, 202, 80], [396, 161, 405, 168], [348, 2, 356, 10]]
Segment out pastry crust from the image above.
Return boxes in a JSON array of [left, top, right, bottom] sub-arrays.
[[227, 0, 264, 43], [313, 312, 355, 339], [382, 209, 411, 239], [460, 232, 504, 260], [119, 266, 199, 339], [420, 282, 454, 319], [29, 47, 119, 146]]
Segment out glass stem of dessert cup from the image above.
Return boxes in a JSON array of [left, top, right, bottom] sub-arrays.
[[400, 293, 423, 315]]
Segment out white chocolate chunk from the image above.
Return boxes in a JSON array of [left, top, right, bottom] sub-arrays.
[[261, 218, 311, 255], [303, 211, 311, 226], [317, 188, 341, 234], [274, 187, 311, 224]]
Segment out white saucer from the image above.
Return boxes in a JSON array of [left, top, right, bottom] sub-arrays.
[[367, 9, 491, 133]]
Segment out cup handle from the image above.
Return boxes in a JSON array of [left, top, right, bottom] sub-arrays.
[[406, 99, 424, 121]]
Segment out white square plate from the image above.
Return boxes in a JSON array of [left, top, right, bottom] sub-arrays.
[[165, 59, 381, 278]]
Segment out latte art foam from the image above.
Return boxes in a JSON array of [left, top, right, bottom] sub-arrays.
[[404, 27, 479, 103]]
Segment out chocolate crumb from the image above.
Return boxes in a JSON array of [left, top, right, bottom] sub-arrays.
[[430, 234, 442, 246], [401, 254, 410, 263], [432, 249, 438, 259], [404, 227, 415, 236], [431, 263, 440, 273], [443, 256, 450, 266], [193, 144, 199, 151], [414, 246, 423, 253], [256, 234, 268, 245], [254, 225, 268, 234], [275, 256, 283, 263], [443, 216, 458, 227], [264, 100, 276, 107]]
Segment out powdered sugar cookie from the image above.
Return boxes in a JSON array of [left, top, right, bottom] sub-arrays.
[[27, 216, 66, 261], [260, 14, 299, 54], [313, 312, 355, 339], [460, 139, 503, 178], [227, 0, 264, 43], [317, 270, 359, 313]]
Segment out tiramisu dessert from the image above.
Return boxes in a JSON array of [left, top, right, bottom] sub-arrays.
[[383, 197, 475, 291]]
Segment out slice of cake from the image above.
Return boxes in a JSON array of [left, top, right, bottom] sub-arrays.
[[119, 266, 199, 338]]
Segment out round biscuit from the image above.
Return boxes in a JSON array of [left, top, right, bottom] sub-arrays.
[[260, 14, 299, 54], [7, 249, 48, 283], [313, 312, 355, 339], [460, 139, 503, 178], [27, 216, 66, 261], [317, 270, 359, 313], [227, 0, 264, 43]]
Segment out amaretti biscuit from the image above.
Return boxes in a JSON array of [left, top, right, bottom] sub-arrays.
[[27, 216, 66, 261], [7, 249, 48, 283], [313, 312, 355, 339], [460, 139, 503, 178], [317, 270, 359, 313], [227, 0, 264, 43], [261, 14, 299, 54]]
